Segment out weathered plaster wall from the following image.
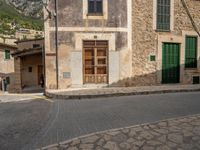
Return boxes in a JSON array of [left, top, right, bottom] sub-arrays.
[[21, 54, 42, 87], [17, 40, 44, 50], [0, 51, 14, 75], [49, 0, 127, 28], [0, 47, 15, 91], [0, 51, 15, 91], [0, 37, 16, 45], [132, 0, 200, 86], [9, 57, 22, 93], [45, 0, 130, 89], [48, 31, 129, 88]]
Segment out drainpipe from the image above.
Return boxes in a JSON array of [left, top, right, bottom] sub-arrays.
[[55, 0, 59, 89], [42, 45, 46, 93]]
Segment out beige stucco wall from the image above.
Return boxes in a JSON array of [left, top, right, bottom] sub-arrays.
[[9, 54, 43, 93], [0, 37, 16, 46], [0, 48, 15, 91], [21, 54, 43, 87], [44, 0, 132, 89], [0, 39, 16, 77], [0, 35, 17, 90], [0, 51, 14, 75], [9, 57, 22, 93], [131, 0, 200, 86], [17, 39, 44, 50], [15, 29, 44, 40]]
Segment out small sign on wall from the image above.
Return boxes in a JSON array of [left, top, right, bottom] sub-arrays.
[[63, 72, 71, 78]]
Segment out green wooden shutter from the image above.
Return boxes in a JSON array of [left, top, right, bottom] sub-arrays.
[[5, 50, 11, 60], [157, 0, 171, 31], [185, 36, 197, 68], [162, 43, 180, 83]]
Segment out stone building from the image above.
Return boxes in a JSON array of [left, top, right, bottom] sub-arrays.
[[131, 0, 200, 86], [44, 0, 200, 90], [15, 28, 44, 40], [0, 42, 17, 91], [44, 0, 132, 89], [10, 38, 44, 92]]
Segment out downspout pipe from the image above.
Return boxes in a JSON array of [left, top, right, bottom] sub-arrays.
[[42, 45, 46, 93], [55, 0, 59, 89]]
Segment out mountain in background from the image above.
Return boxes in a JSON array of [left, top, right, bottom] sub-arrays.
[[0, 0, 43, 36], [6, 0, 43, 19]]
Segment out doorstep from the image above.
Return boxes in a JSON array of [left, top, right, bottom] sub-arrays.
[[45, 84, 200, 100]]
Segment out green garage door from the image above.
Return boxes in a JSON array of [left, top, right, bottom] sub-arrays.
[[162, 43, 180, 84]]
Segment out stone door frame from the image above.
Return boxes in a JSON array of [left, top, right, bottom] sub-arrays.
[[71, 33, 120, 87]]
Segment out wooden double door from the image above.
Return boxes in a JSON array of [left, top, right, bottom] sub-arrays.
[[83, 40, 108, 84]]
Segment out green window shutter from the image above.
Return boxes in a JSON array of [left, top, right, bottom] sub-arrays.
[[5, 50, 11, 60], [157, 0, 171, 31], [185, 36, 197, 68]]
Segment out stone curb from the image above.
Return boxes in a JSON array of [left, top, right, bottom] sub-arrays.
[[45, 88, 200, 100], [37, 113, 200, 150]]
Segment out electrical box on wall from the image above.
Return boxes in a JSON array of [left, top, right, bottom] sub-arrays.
[[63, 72, 71, 78], [150, 55, 156, 62]]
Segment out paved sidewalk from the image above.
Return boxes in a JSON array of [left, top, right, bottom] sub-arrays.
[[40, 114, 200, 150], [46, 84, 200, 100], [0, 93, 45, 103]]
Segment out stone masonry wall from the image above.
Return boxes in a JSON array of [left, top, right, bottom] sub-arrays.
[[132, 0, 200, 86], [131, 0, 157, 86], [9, 57, 22, 93]]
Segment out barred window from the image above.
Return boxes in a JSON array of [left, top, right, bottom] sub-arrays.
[[88, 0, 103, 14], [157, 0, 171, 31]]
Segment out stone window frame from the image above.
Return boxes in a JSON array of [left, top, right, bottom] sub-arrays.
[[75, 33, 116, 51], [153, 0, 174, 32], [83, 0, 108, 20], [88, 0, 103, 15]]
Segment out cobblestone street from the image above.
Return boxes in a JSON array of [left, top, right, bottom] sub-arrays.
[[41, 114, 200, 150], [1, 92, 200, 150], [34, 91, 200, 150]]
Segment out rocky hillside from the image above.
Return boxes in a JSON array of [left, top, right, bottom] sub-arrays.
[[0, 0, 43, 35], [6, 0, 43, 19]]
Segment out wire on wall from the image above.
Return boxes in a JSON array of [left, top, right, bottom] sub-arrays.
[[181, 0, 200, 37]]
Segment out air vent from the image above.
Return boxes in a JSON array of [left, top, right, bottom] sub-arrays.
[[193, 76, 200, 84]]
